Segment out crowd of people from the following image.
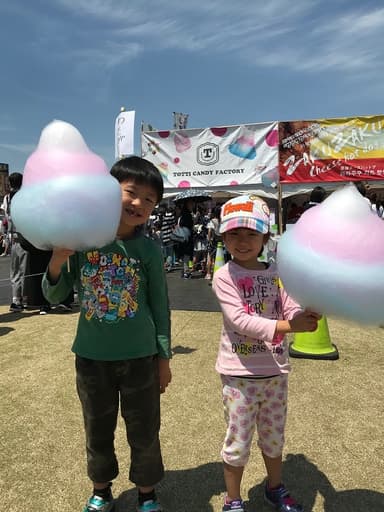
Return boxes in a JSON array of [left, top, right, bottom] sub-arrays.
[[286, 183, 384, 225], [146, 201, 226, 280]]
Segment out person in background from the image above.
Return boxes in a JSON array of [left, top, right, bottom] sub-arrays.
[[160, 205, 176, 272], [17, 236, 73, 314], [192, 219, 208, 275], [212, 194, 320, 512], [354, 181, 380, 214], [205, 206, 221, 280], [42, 156, 171, 512], [302, 186, 326, 212], [376, 199, 384, 218], [178, 199, 194, 279], [2, 172, 29, 311], [286, 202, 303, 223]]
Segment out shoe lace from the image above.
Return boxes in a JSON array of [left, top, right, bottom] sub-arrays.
[[140, 499, 161, 512], [224, 499, 245, 511], [272, 486, 296, 506], [87, 494, 109, 511]]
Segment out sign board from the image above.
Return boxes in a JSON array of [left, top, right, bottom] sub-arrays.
[[279, 115, 384, 183], [141, 123, 279, 190]]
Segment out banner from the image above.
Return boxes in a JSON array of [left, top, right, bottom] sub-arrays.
[[141, 123, 279, 189], [279, 115, 384, 183], [115, 110, 135, 159]]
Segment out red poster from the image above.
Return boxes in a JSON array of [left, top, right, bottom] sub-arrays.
[[279, 116, 384, 183]]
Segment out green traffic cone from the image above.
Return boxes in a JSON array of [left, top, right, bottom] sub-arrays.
[[213, 242, 225, 274], [289, 316, 339, 360]]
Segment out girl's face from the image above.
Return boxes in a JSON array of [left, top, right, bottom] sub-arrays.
[[117, 179, 158, 238], [223, 228, 268, 269]]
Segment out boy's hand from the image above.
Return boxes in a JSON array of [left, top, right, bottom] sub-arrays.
[[289, 309, 322, 333], [51, 247, 75, 265], [158, 358, 172, 394], [48, 247, 75, 283]]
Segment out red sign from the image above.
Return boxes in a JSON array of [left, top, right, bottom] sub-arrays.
[[279, 116, 384, 183]]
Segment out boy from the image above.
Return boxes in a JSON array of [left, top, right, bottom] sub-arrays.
[[43, 156, 171, 512]]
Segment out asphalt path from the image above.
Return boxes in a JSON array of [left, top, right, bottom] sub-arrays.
[[0, 256, 12, 306], [0, 256, 221, 312]]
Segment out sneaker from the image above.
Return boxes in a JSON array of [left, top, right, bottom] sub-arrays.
[[222, 498, 246, 511], [39, 305, 51, 315], [181, 272, 192, 279], [9, 303, 23, 312], [264, 483, 303, 512], [137, 499, 162, 512], [83, 493, 114, 512], [56, 303, 73, 312]]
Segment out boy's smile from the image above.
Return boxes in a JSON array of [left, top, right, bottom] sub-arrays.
[[117, 179, 158, 238]]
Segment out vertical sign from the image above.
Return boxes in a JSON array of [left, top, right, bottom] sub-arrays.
[[115, 110, 135, 159]]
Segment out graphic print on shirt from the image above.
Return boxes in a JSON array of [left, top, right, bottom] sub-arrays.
[[233, 273, 284, 356], [81, 250, 140, 322]]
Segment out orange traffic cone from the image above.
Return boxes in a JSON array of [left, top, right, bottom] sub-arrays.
[[213, 242, 225, 274], [289, 316, 339, 360]]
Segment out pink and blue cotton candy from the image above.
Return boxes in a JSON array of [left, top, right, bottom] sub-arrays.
[[277, 185, 384, 325], [11, 120, 122, 251]]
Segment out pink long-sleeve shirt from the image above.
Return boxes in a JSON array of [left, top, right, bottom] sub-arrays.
[[212, 261, 302, 377]]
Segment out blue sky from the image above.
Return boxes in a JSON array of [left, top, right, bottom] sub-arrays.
[[1, 0, 384, 172]]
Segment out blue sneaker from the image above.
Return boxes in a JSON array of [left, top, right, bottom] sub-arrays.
[[264, 483, 303, 512], [222, 498, 247, 511], [137, 499, 162, 511], [82, 493, 114, 511]]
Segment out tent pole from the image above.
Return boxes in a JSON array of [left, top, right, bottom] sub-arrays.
[[278, 183, 283, 234]]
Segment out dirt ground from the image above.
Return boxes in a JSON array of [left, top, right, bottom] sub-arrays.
[[1, 307, 383, 511]]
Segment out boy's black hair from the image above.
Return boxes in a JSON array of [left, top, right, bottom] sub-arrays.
[[8, 172, 23, 192], [110, 156, 164, 203]]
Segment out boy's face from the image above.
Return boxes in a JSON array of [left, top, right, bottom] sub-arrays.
[[117, 179, 158, 238], [223, 228, 268, 266]]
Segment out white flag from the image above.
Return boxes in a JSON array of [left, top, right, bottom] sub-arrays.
[[173, 112, 189, 130], [115, 110, 135, 159]]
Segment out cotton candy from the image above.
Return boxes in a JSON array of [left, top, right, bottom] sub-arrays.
[[11, 120, 122, 250], [277, 184, 384, 325]]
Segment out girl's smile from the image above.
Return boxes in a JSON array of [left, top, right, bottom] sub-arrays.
[[223, 228, 269, 269]]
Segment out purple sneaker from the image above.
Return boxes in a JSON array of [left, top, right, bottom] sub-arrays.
[[222, 498, 247, 511], [264, 483, 303, 511]]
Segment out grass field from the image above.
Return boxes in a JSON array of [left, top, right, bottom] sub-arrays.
[[1, 307, 384, 511]]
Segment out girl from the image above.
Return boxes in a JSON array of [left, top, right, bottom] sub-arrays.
[[212, 194, 320, 512]]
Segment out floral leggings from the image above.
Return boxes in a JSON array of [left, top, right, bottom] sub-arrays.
[[221, 374, 288, 466]]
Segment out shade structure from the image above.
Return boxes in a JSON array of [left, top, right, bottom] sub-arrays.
[[173, 189, 211, 204]]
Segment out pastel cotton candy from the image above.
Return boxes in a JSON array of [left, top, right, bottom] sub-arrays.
[[277, 184, 384, 325], [11, 120, 122, 250]]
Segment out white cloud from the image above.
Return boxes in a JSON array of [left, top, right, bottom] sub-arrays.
[[8, 0, 384, 77], [0, 143, 35, 154]]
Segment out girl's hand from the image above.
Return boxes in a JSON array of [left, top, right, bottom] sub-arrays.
[[289, 309, 322, 333], [158, 358, 172, 394]]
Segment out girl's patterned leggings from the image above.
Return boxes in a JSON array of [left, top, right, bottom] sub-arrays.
[[221, 374, 288, 466]]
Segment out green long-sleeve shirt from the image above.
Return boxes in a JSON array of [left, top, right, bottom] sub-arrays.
[[42, 236, 171, 360]]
